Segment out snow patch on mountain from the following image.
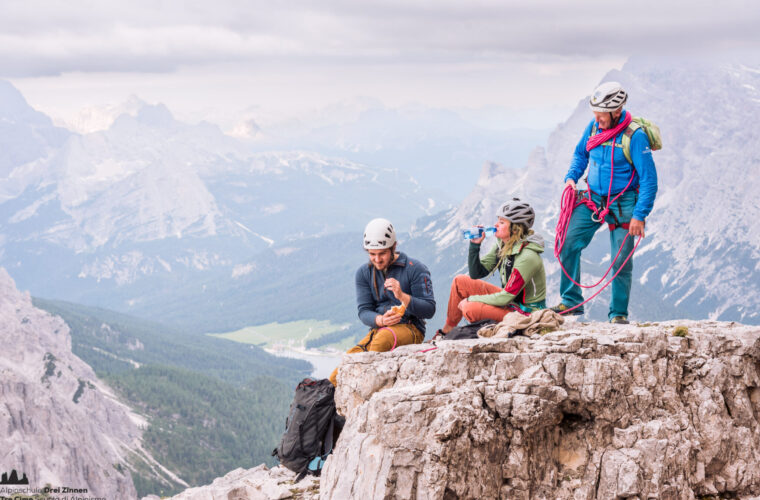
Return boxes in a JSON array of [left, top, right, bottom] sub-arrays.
[[231, 263, 256, 278], [61, 95, 147, 134]]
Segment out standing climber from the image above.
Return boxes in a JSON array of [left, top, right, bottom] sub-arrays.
[[329, 218, 435, 385], [552, 82, 658, 324], [436, 198, 547, 337]]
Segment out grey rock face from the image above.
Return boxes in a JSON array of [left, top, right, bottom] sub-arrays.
[[321, 321, 760, 499], [0, 268, 139, 499]]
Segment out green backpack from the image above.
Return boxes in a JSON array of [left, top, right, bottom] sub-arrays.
[[592, 116, 662, 165]]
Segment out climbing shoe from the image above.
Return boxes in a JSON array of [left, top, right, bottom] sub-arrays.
[[550, 303, 584, 316], [429, 329, 446, 342], [610, 316, 629, 324]]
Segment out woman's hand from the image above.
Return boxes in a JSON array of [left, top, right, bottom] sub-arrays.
[[471, 225, 485, 244]]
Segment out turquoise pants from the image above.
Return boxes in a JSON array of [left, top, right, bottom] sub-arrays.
[[558, 190, 637, 319]]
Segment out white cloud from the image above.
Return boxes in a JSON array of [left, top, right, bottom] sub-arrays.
[[2, 1, 758, 129], [1, 1, 757, 77]]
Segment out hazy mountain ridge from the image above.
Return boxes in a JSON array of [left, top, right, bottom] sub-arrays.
[[0, 83, 447, 314], [2, 57, 758, 328]]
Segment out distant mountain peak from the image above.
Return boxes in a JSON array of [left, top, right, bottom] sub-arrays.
[[0, 80, 59, 128], [135, 102, 175, 128], [477, 161, 509, 186], [0, 80, 31, 115]]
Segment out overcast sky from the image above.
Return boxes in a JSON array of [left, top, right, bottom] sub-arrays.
[[3, 0, 759, 131]]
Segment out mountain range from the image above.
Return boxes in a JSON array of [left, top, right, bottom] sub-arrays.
[[1, 55, 759, 333], [0, 81, 445, 321]]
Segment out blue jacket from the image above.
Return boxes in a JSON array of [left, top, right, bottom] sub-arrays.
[[355, 252, 436, 334], [564, 110, 658, 221]]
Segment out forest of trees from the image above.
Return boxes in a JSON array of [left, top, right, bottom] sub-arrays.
[[107, 366, 292, 493], [33, 298, 309, 497]]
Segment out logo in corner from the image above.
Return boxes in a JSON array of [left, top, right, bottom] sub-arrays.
[[0, 469, 29, 485]]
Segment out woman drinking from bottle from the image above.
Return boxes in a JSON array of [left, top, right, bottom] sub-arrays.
[[437, 198, 546, 336]]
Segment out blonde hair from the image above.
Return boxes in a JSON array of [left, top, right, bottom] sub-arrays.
[[498, 224, 532, 261]]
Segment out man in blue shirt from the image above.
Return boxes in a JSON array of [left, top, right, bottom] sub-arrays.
[[553, 82, 658, 324], [329, 218, 435, 385]]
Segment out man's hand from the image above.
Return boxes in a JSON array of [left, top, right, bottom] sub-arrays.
[[565, 179, 576, 191], [380, 309, 402, 326], [384, 278, 410, 305], [629, 218, 645, 237]]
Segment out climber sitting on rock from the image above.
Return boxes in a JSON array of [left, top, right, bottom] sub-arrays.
[[436, 199, 547, 338], [329, 218, 436, 385]]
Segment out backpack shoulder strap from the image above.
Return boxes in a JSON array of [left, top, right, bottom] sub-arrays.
[[620, 120, 641, 165], [321, 412, 337, 459]]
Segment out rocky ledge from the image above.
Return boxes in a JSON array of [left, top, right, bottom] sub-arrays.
[[322, 320, 760, 499], [153, 465, 319, 500], [166, 320, 760, 499]]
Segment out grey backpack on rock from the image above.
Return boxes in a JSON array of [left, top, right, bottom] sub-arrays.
[[272, 378, 344, 480]]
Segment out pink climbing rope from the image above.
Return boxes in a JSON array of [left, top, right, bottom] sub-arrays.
[[553, 235, 642, 316], [586, 112, 631, 150], [554, 185, 635, 290], [378, 326, 398, 351]]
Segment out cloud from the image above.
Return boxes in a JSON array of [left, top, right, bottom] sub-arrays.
[[0, 0, 758, 77]]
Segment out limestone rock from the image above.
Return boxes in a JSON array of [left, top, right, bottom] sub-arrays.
[[159, 465, 318, 500], [0, 269, 140, 499], [321, 320, 760, 499]]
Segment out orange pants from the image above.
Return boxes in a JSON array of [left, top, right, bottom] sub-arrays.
[[328, 323, 423, 385], [445, 274, 514, 328]]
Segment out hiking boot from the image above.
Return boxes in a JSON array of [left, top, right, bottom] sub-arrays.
[[551, 303, 584, 316], [610, 316, 629, 324], [429, 329, 446, 342]]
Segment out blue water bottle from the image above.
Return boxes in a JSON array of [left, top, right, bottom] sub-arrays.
[[462, 227, 485, 240]]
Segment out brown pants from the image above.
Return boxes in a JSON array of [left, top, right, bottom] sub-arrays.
[[328, 323, 423, 385], [446, 274, 514, 328]]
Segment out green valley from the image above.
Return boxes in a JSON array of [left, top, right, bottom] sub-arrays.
[[207, 319, 357, 351], [32, 298, 311, 497]]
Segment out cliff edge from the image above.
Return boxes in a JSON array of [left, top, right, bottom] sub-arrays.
[[0, 269, 140, 498], [168, 320, 760, 499]]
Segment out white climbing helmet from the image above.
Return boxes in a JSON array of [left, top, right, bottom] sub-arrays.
[[363, 218, 396, 249], [496, 198, 535, 228], [589, 82, 628, 112]]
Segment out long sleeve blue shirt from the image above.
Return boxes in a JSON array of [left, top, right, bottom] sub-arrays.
[[355, 252, 436, 334], [564, 110, 658, 221]]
